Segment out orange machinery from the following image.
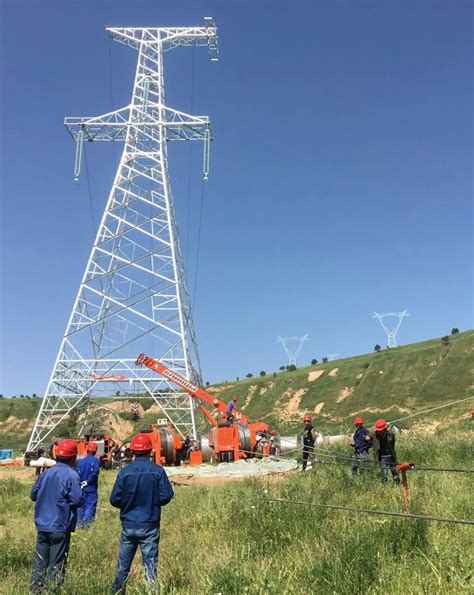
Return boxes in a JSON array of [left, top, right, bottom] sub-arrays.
[[76, 433, 117, 469], [135, 353, 272, 462]]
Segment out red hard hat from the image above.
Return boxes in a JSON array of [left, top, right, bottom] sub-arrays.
[[86, 442, 98, 453], [303, 415, 312, 423], [130, 433, 153, 451], [56, 439, 78, 457], [374, 419, 388, 431], [354, 416, 364, 425], [270, 430, 276, 436]]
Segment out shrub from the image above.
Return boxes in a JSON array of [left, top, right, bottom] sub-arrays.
[[311, 358, 318, 365], [322, 357, 328, 364], [287, 364, 297, 372], [374, 344, 381, 352], [451, 328, 460, 335], [441, 335, 450, 345], [246, 373, 253, 378], [259, 371, 266, 377]]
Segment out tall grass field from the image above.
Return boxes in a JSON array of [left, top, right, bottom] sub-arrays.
[[0, 424, 472, 593]]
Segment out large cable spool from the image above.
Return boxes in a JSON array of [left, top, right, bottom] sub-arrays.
[[236, 423, 252, 454], [159, 428, 176, 465], [198, 435, 213, 462]]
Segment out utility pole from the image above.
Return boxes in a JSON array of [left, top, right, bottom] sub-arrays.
[[27, 20, 219, 451], [373, 311, 409, 348], [278, 336, 310, 367]]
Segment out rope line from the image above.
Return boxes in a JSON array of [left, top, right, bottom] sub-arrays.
[[390, 395, 473, 425], [192, 179, 206, 312], [84, 150, 97, 234], [247, 495, 474, 526]]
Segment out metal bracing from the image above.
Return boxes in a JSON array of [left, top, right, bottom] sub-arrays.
[[27, 19, 219, 451], [277, 335, 310, 367], [373, 311, 409, 348]]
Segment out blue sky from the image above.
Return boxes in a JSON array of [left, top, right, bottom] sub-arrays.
[[0, 0, 472, 395]]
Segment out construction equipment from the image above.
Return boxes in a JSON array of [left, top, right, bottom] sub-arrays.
[[76, 434, 117, 469], [136, 353, 274, 462]]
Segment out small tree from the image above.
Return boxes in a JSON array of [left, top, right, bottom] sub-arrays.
[[32, 393, 37, 398], [451, 328, 460, 335], [259, 371, 266, 377], [205, 381, 210, 386], [441, 335, 450, 346], [246, 373, 253, 378], [236, 377, 239, 381], [311, 358, 318, 365], [322, 357, 328, 364], [374, 344, 381, 352], [279, 366, 285, 371], [286, 365, 290, 370], [288, 364, 297, 372], [273, 372, 276, 377]]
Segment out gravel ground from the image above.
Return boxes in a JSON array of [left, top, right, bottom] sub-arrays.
[[166, 457, 298, 478]]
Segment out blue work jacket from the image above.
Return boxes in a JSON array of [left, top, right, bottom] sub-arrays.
[[353, 427, 372, 454], [110, 457, 174, 528], [76, 453, 101, 492], [30, 462, 83, 533]]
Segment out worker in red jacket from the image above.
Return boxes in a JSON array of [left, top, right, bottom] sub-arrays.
[[110, 433, 174, 594], [30, 439, 82, 593]]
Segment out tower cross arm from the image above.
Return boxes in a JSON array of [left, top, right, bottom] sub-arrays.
[[65, 106, 212, 143]]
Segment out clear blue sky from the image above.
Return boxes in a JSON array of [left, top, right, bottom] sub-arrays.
[[0, 1, 472, 395]]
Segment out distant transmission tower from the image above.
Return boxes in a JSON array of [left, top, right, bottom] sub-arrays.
[[27, 20, 219, 451], [278, 336, 310, 366], [373, 311, 409, 348]]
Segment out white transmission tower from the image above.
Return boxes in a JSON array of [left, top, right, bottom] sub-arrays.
[[373, 311, 409, 348], [278, 335, 310, 367], [27, 20, 219, 451]]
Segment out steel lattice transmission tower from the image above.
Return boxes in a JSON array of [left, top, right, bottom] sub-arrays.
[[373, 310, 409, 348], [277, 336, 310, 367], [27, 20, 219, 451]]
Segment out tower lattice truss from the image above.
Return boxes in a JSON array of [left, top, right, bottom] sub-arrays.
[[28, 21, 219, 450]]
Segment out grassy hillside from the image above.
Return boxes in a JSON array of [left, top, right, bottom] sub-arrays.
[[0, 331, 472, 453], [209, 330, 474, 434], [0, 426, 472, 593]]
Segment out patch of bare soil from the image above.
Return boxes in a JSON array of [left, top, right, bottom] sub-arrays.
[[0, 466, 36, 481], [240, 385, 258, 411], [356, 373, 364, 380], [328, 368, 338, 377], [0, 416, 30, 431], [314, 402, 325, 414], [146, 404, 163, 415], [308, 370, 324, 382], [336, 387, 352, 403], [350, 405, 411, 416], [206, 384, 235, 393], [278, 388, 308, 422]]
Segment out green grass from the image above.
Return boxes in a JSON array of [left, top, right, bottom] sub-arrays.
[[0, 427, 472, 593]]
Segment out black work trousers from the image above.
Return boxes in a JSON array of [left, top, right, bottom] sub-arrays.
[[30, 531, 71, 593], [302, 444, 314, 470]]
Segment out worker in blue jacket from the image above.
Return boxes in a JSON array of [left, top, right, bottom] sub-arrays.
[[351, 416, 372, 476], [30, 439, 82, 594], [76, 441, 101, 527], [110, 432, 174, 594]]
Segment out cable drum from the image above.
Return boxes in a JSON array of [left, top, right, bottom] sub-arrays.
[[198, 435, 213, 462], [236, 424, 252, 454], [278, 436, 299, 455], [159, 428, 176, 465]]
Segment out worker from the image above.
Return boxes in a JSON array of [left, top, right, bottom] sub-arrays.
[[370, 419, 400, 484], [226, 396, 238, 422], [110, 432, 174, 594], [269, 430, 277, 456], [211, 398, 222, 423], [351, 416, 372, 476], [301, 415, 317, 471], [30, 439, 82, 593], [76, 442, 101, 527], [48, 437, 59, 460]]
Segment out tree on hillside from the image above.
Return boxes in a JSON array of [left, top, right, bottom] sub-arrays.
[[236, 377, 239, 381], [311, 358, 318, 365], [205, 381, 210, 386], [374, 344, 381, 352], [32, 393, 37, 398], [286, 365, 290, 370], [273, 372, 276, 377], [322, 357, 328, 364], [441, 335, 450, 346], [287, 364, 297, 372], [246, 373, 253, 378], [279, 366, 285, 371], [0, 394, 3, 399], [451, 328, 460, 335], [259, 371, 266, 377]]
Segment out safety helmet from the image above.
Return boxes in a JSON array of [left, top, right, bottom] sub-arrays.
[[232, 396, 238, 402], [270, 430, 276, 436], [213, 398, 219, 406], [130, 433, 153, 452], [56, 439, 78, 457], [303, 415, 312, 423], [374, 419, 388, 431], [353, 416, 364, 425], [86, 442, 98, 453]]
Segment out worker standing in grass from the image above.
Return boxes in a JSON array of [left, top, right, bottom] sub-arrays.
[[110, 432, 174, 594], [301, 415, 318, 471], [30, 439, 82, 593], [370, 419, 400, 484], [76, 442, 101, 528], [351, 416, 372, 476]]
